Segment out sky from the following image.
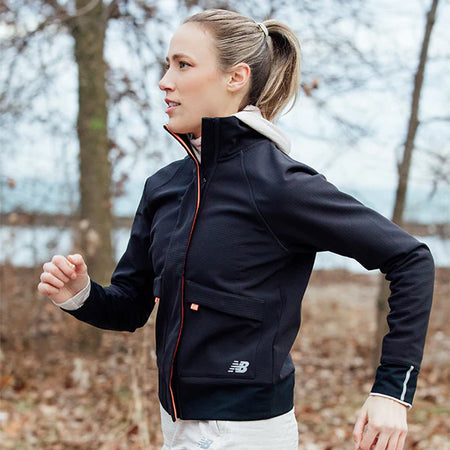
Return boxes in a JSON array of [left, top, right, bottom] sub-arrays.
[[1, 0, 449, 218]]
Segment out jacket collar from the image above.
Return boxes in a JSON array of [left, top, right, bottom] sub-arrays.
[[164, 116, 267, 168], [164, 110, 290, 168]]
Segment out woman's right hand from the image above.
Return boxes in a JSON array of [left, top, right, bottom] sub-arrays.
[[38, 254, 89, 304]]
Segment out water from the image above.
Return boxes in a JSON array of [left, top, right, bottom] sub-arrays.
[[1, 176, 449, 224], [1, 225, 448, 270]]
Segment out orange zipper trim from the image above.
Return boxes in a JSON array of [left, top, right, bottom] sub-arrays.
[[164, 126, 201, 420]]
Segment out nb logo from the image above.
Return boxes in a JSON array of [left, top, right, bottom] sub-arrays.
[[228, 360, 249, 373], [197, 437, 214, 449]]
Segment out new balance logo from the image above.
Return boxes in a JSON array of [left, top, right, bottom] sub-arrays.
[[197, 437, 214, 449], [228, 360, 249, 373]]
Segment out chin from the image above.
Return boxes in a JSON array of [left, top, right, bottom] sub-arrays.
[[168, 119, 200, 136]]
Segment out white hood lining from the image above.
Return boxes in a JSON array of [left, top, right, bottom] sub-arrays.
[[232, 105, 291, 155]]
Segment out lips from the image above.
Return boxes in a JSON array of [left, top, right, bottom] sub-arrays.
[[165, 99, 181, 114]]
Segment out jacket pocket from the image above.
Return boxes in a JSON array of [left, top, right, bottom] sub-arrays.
[[154, 275, 167, 362], [177, 279, 265, 380]]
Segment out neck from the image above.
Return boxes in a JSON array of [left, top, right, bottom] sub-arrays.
[[189, 134, 202, 162]]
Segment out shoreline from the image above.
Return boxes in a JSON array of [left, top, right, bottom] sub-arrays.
[[2, 211, 450, 238], [2, 263, 448, 281]]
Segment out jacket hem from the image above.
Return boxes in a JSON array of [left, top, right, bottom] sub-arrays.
[[168, 372, 295, 421]]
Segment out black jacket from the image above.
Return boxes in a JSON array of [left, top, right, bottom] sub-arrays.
[[66, 116, 434, 421]]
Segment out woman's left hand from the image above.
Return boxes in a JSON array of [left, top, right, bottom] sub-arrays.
[[352, 395, 408, 450]]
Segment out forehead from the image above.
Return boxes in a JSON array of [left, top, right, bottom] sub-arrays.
[[167, 22, 216, 60]]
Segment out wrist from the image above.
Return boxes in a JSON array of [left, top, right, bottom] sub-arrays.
[[369, 392, 411, 409]]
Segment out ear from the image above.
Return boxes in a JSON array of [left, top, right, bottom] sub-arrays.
[[226, 62, 251, 93]]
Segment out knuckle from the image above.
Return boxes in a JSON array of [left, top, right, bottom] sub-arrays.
[[52, 254, 64, 264], [391, 422, 406, 433], [43, 274, 50, 284], [43, 273, 52, 282]]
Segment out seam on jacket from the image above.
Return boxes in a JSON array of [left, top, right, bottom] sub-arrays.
[[240, 152, 290, 254]]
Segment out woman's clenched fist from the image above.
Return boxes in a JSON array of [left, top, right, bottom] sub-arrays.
[[37, 254, 89, 304]]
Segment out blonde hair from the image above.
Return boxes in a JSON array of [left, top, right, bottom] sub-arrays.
[[184, 9, 301, 122]]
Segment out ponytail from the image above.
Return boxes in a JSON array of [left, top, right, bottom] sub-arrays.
[[184, 10, 301, 122], [257, 20, 301, 121]]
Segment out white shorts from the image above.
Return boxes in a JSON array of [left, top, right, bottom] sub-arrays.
[[160, 404, 299, 449]]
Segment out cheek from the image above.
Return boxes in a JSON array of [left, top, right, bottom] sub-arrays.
[[189, 76, 227, 111], [185, 69, 225, 94]]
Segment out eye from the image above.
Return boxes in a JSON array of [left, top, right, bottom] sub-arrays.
[[179, 61, 190, 69]]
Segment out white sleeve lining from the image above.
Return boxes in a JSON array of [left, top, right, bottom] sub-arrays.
[[369, 392, 412, 409], [52, 277, 91, 311]]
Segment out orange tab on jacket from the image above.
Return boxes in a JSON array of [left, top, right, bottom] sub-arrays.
[[190, 303, 199, 311], [155, 296, 160, 304]]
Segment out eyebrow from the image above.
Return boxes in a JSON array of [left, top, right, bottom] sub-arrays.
[[165, 53, 191, 62]]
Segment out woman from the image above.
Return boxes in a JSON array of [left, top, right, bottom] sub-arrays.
[[38, 9, 434, 450]]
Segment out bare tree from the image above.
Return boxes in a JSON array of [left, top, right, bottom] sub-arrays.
[[0, 0, 164, 351], [1, 0, 446, 360], [70, 0, 113, 289], [374, 0, 440, 367]]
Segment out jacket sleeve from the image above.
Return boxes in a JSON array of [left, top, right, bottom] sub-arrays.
[[63, 178, 156, 332], [244, 148, 435, 405]]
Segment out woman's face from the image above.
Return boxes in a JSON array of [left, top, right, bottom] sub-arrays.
[[159, 23, 236, 138]]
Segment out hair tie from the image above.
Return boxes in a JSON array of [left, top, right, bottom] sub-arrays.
[[257, 22, 269, 37]]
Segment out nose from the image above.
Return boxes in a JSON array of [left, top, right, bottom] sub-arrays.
[[159, 68, 174, 92]]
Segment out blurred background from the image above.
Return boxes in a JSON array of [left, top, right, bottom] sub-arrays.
[[0, 0, 448, 448]]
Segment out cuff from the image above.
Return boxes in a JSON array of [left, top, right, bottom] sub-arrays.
[[371, 363, 418, 406], [52, 277, 91, 311]]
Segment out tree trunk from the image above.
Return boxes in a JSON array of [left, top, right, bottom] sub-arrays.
[[373, 0, 439, 369], [71, 0, 114, 352]]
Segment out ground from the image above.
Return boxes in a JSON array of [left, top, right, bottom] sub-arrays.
[[0, 266, 448, 449]]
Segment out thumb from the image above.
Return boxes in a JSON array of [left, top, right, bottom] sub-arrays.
[[352, 405, 367, 449]]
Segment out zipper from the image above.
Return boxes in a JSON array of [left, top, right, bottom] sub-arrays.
[[201, 175, 207, 193], [164, 126, 201, 420]]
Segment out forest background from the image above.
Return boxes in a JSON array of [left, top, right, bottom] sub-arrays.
[[0, 0, 449, 448]]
